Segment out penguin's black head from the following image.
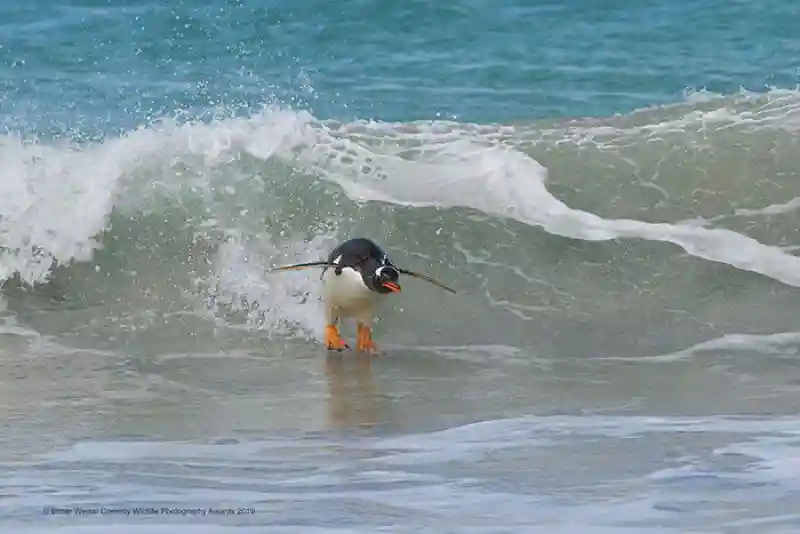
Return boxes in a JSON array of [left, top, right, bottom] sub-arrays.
[[366, 262, 401, 294]]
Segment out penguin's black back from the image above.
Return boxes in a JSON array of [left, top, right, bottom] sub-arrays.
[[326, 238, 388, 269]]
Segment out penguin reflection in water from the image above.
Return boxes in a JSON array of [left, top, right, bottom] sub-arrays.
[[268, 237, 456, 353]]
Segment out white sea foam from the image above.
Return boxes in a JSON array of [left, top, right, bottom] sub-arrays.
[[6, 412, 799, 533], [196, 231, 334, 340], [1, 90, 799, 296], [270, 112, 800, 289], [627, 331, 800, 362]]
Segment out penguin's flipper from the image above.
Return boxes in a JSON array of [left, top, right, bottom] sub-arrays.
[[398, 268, 457, 294], [268, 261, 330, 273]]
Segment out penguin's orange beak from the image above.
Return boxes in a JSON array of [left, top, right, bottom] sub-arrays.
[[382, 281, 401, 293]]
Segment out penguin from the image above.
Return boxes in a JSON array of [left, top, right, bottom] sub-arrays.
[[268, 237, 456, 353]]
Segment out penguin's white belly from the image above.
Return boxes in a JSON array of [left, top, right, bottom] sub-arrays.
[[321, 267, 377, 317]]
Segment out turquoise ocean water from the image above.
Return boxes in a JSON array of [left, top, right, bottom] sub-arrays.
[[2, 1, 800, 532]]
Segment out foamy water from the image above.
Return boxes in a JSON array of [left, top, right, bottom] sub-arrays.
[[2, 0, 800, 530], [1, 92, 800, 533]]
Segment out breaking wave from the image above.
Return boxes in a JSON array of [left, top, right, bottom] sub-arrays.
[[2, 89, 799, 353]]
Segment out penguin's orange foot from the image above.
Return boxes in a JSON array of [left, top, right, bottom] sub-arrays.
[[356, 323, 378, 354], [324, 325, 349, 351]]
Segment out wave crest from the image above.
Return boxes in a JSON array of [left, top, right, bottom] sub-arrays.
[[1, 91, 799, 350]]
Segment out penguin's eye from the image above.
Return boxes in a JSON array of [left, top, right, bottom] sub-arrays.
[[376, 265, 398, 279]]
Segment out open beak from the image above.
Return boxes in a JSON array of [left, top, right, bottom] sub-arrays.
[[382, 281, 401, 293]]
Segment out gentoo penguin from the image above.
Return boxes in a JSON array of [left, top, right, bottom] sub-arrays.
[[268, 237, 456, 353]]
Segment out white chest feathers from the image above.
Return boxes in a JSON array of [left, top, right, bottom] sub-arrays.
[[321, 267, 376, 311]]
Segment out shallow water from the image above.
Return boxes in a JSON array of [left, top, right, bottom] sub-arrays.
[[3, 317, 800, 532]]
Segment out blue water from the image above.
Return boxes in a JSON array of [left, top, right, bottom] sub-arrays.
[[3, 1, 800, 533], [1, 0, 797, 134]]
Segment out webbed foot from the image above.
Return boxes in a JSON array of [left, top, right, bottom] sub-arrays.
[[325, 324, 349, 351], [356, 323, 378, 354]]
